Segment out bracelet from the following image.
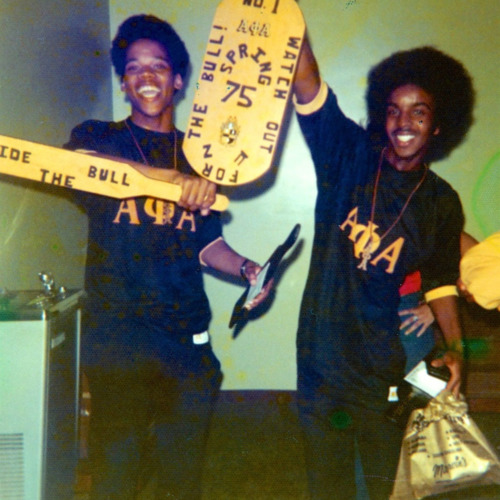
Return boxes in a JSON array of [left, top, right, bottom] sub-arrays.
[[240, 259, 250, 279]]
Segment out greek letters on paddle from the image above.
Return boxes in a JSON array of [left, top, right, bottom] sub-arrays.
[[183, 0, 304, 185]]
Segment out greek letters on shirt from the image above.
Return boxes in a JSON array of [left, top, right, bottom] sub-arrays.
[[112, 197, 196, 232], [339, 207, 404, 274]]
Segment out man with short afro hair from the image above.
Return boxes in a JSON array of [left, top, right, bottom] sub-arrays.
[[111, 14, 190, 82], [64, 13, 270, 499]]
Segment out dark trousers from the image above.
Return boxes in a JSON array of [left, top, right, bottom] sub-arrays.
[[84, 337, 222, 500], [297, 374, 404, 500]]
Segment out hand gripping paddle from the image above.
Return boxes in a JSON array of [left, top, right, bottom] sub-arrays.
[[183, 0, 305, 186], [0, 134, 229, 211]]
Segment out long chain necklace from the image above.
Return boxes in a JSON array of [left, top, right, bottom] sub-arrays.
[[124, 118, 178, 170], [358, 149, 428, 271]]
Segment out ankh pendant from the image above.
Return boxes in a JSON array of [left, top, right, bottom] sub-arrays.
[[357, 240, 372, 271]]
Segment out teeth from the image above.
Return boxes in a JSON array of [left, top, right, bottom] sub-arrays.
[[138, 85, 160, 97], [397, 134, 414, 142]]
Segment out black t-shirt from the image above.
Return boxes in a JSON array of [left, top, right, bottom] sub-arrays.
[[296, 86, 464, 402], [64, 119, 222, 336]]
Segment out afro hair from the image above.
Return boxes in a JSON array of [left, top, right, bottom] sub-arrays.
[[366, 46, 474, 162], [111, 14, 190, 82]]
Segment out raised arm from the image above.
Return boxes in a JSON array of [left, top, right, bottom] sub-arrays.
[[293, 35, 322, 105]]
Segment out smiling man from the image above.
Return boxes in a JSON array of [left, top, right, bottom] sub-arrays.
[[64, 14, 271, 500], [384, 84, 440, 171], [120, 38, 182, 131], [292, 38, 474, 500]]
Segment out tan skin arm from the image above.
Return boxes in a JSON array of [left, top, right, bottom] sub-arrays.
[[293, 35, 322, 105], [457, 230, 480, 301], [460, 231, 479, 255], [428, 295, 464, 397], [200, 239, 273, 310]]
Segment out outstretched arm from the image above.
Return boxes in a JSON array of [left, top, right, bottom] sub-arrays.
[[199, 238, 272, 310], [457, 230, 479, 302], [460, 231, 479, 255], [293, 35, 322, 105]]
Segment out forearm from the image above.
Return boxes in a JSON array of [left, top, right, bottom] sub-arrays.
[[129, 159, 217, 214], [293, 34, 321, 104], [460, 231, 479, 256], [200, 238, 248, 277], [428, 295, 463, 352], [201, 239, 273, 310], [428, 294, 464, 396]]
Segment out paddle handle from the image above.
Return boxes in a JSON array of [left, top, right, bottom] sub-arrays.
[[0, 134, 229, 211]]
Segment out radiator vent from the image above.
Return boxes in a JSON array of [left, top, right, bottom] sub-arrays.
[[0, 433, 24, 499]]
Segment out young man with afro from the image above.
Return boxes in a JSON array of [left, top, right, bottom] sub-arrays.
[[292, 34, 474, 500]]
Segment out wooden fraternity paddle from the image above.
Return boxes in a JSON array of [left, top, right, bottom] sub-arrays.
[[183, 0, 305, 185], [0, 134, 229, 211]]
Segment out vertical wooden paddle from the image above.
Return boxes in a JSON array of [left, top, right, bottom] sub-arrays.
[[183, 0, 305, 186]]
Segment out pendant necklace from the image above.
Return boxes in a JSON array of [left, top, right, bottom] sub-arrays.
[[358, 149, 428, 271], [124, 118, 178, 170]]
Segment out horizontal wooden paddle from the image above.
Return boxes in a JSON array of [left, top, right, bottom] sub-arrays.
[[0, 134, 229, 211]]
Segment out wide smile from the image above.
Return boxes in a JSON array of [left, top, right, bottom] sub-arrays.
[[137, 85, 161, 99], [393, 130, 417, 147]]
